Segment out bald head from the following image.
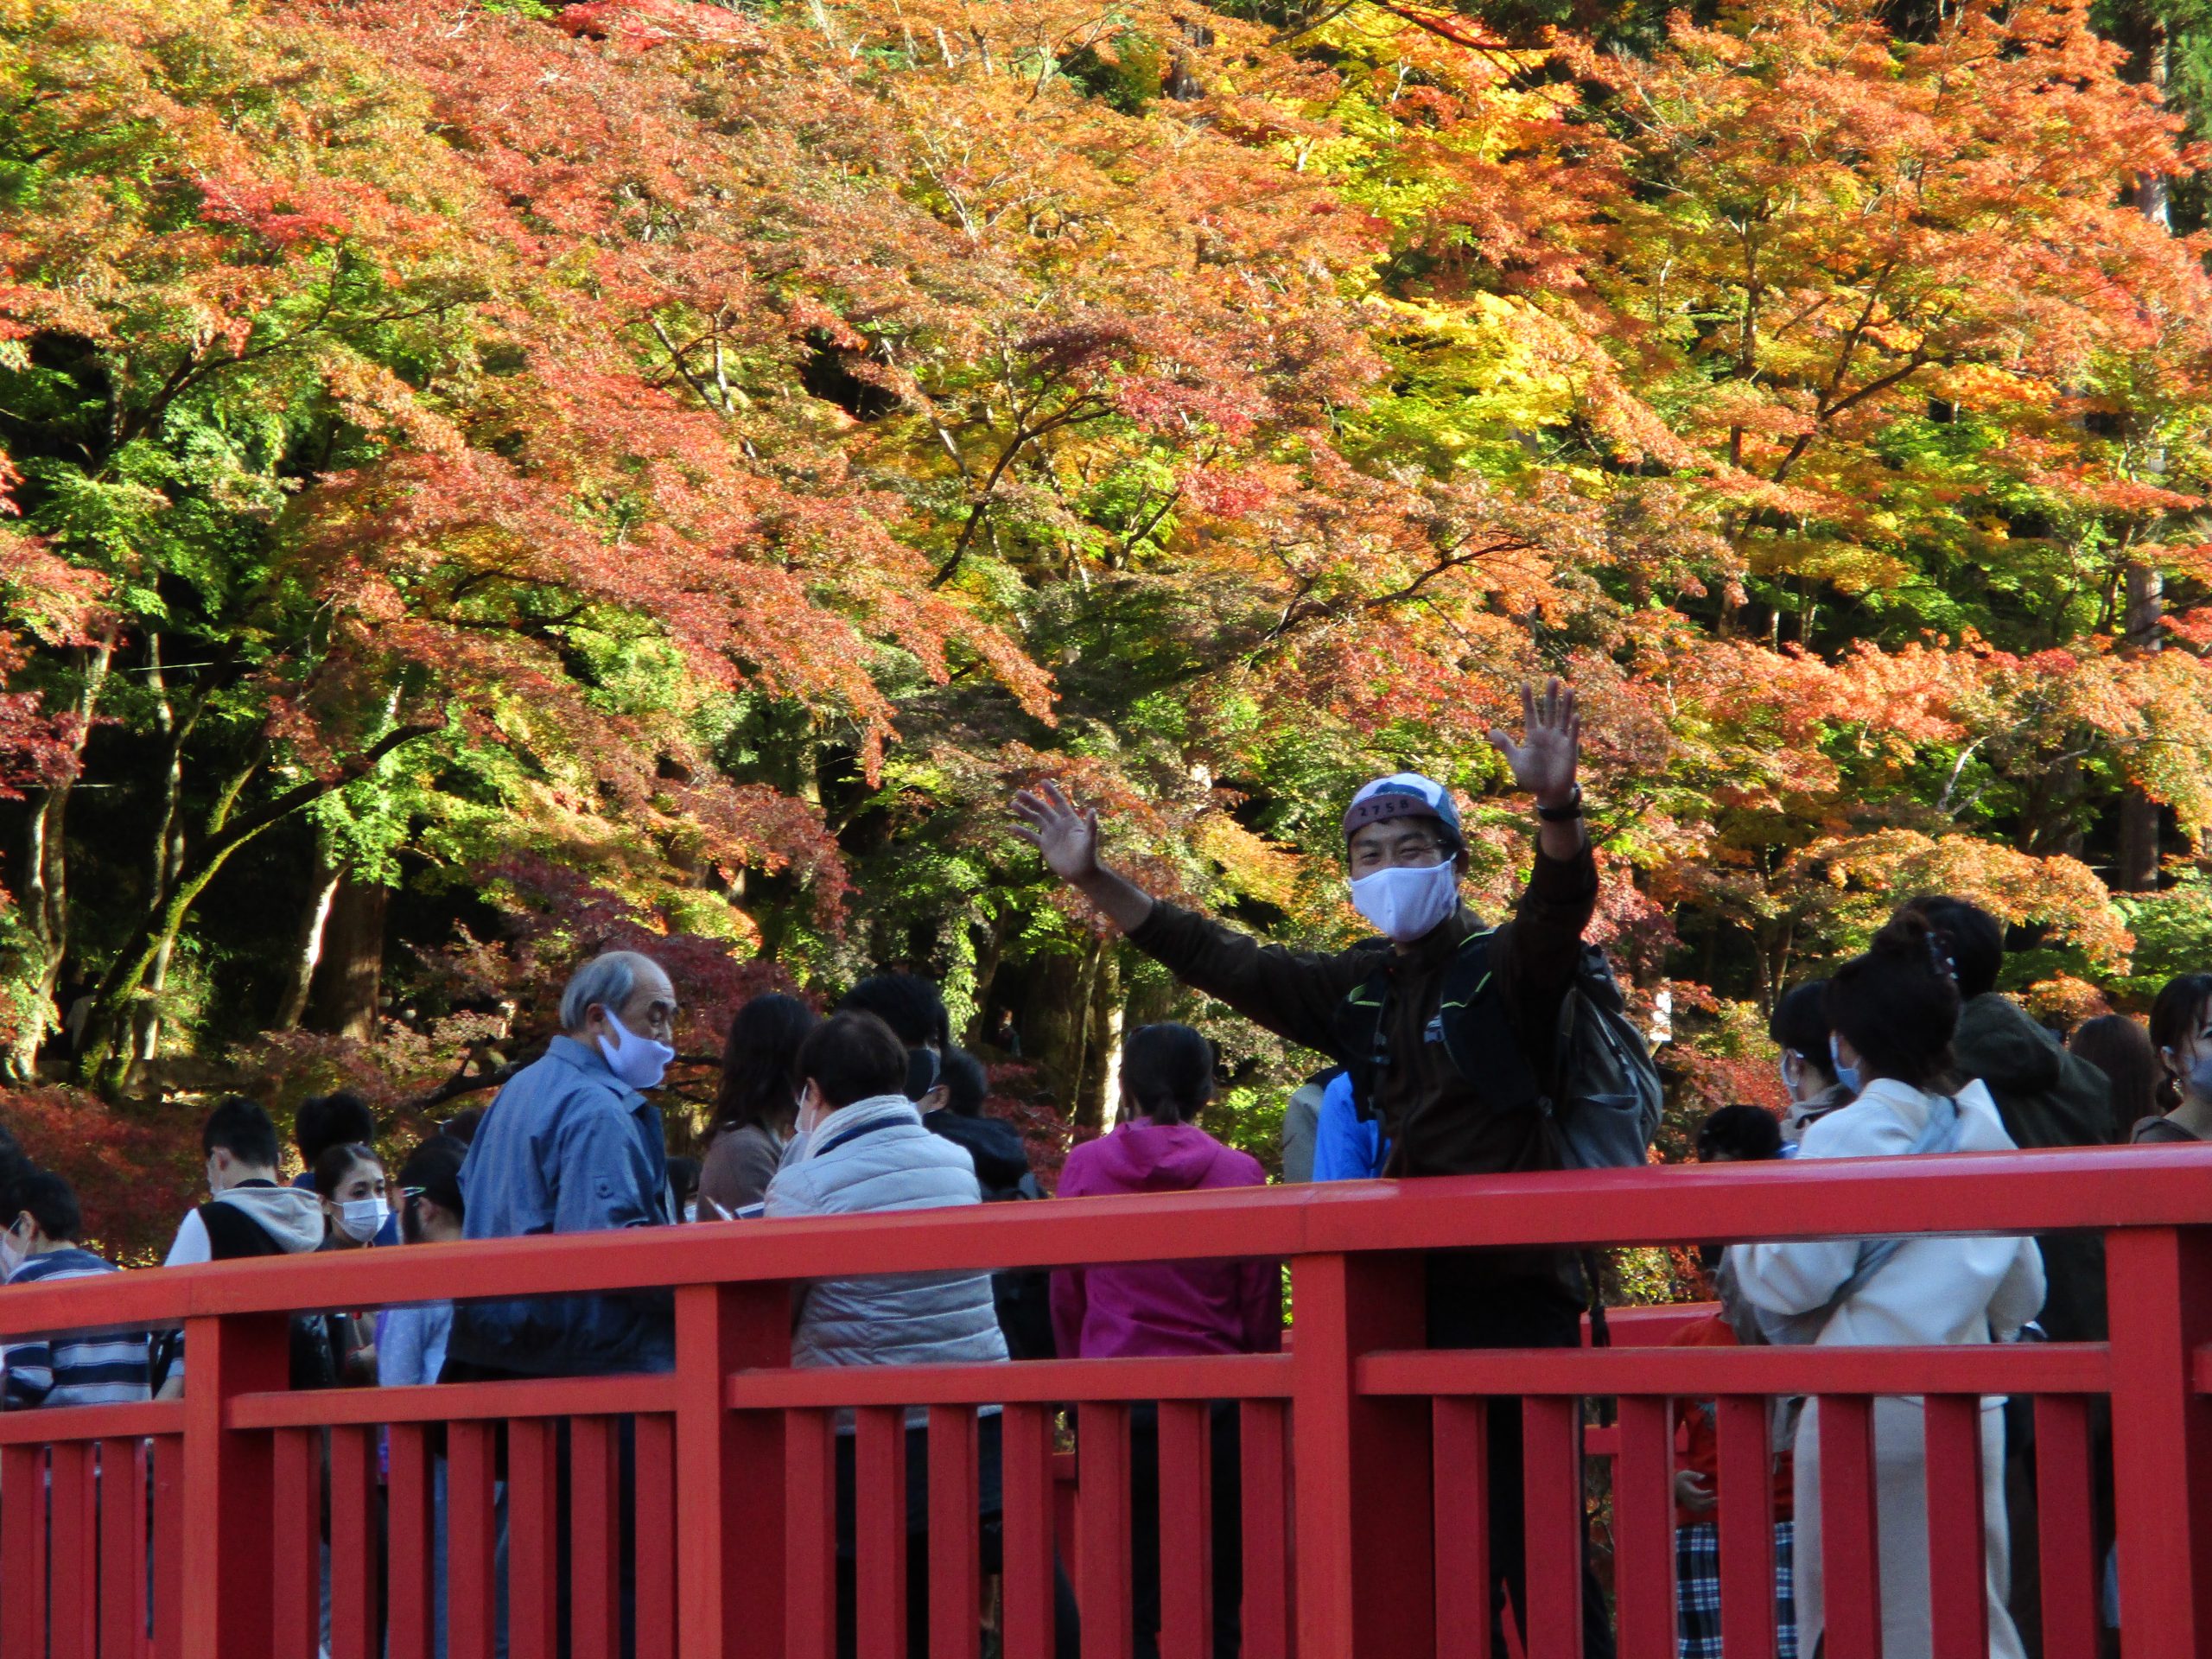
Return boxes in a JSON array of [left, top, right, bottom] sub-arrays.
[[560, 951, 678, 1048]]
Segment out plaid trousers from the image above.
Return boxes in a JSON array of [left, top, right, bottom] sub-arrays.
[[1675, 1519, 1796, 1659]]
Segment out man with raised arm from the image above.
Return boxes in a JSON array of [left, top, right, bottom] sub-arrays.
[[1012, 678, 1615, 1658]]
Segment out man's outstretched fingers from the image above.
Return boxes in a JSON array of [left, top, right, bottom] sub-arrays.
[[1012, 781, 1076, 825]]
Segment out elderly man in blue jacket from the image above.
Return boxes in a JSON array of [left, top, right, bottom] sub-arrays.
[[446, 950, 681, 1380]]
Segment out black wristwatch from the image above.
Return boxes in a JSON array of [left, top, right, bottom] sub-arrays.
[[1535, 785, 1584, 823]]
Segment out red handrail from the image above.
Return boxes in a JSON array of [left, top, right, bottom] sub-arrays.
[[1, 1146, 2207, 1338], [0, 1143, 2202, 1659]]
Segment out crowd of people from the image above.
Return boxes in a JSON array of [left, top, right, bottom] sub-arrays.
[[1, 679, 2205, 1659]]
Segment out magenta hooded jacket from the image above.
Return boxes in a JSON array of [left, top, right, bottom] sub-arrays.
[[1049, 1120, 1283, 1360]]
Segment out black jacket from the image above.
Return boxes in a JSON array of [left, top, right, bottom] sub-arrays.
[[1127, 842, 1599, 1179], [923, 1110, 1036, 1199], [1954, 992, 2120, 1342], [1126, 842, 1599, 1305]]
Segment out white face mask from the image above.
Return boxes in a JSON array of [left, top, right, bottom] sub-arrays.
[[598, 1009, 675, 1090], [1829, 1033, 1863, 1096], [1778, 1052, 1802, 1103], [336, 1198, 390, 1243], [796, 1082, 830, 1137], [1348, 859, 1460, 944], [0, 1218, 29, 1280]]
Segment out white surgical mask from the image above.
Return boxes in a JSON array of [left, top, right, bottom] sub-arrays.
[[1348, 859, 1460, 944], [1778, 1052, 1802, 1103], [598, 1009, 675, 1090], [1829, 1033, 1862, 1096], [337, 1198, 390, 1243], [0, 1219, 28, 1281]]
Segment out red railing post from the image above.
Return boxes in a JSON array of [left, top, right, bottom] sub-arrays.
[[676, 1281, 791, 1658], [176, 1313, 287, 1659], [2106, 1224, 2212, 1659], [1291, 1250, 1433, 1656]]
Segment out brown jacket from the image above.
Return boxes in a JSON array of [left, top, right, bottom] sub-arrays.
[[1128, 842, 1600, 1179], [699, 1122, 785, 1217], [2131, 1113, 2204, 1145]]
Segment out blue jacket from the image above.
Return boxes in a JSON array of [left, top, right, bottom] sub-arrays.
[[1312, 1071, 1384, 1182], [447, 1037, 675, 1376]]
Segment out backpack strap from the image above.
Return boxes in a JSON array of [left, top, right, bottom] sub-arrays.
[[197, 1201, 286, 1262], [1332, 927, 1548, 1122], [1331, 965, 1394, 1124], [1432, 930, 1545, 1115]]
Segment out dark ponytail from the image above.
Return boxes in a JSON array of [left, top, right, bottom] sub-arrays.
[[1120, 1024, 1217, 1127], [1899, 895, 2003, 1001], [1824, 912, 1961, 1092]]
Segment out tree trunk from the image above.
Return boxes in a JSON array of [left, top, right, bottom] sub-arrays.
[[2136, 19, 2172, 229], [79, 845, 235, 1096], [2022, 746, 2088, 861], [75, 721, 433, 1094], [304, 870, 386, 1041], [2116, 562, 2165, 891], [274, 827, 342, 1031], [3, 635, 112, 1080], [968, 912, 1008, 1049], [1081, 947, 1125, 1128], [131, 635, 193, 1062], [1018, 946, 1092, 1118], [1065, 940, 1104, 1130]]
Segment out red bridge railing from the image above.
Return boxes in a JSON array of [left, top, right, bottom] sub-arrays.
[[0, 1144, 2208, 1659]]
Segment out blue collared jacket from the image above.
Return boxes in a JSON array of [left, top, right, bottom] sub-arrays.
[[447, 1036, 675, 1376]]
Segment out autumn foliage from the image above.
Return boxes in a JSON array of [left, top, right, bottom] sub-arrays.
[[4, 0, 2212, 1239]]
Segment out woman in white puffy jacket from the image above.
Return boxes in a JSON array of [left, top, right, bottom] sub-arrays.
[[1728, 912, 2045, 1659], [764, 1009, 1078, 1659]]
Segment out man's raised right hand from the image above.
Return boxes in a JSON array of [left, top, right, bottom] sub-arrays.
[[1010, 780, 1103, 883], [1009, 780, 1156, 934]]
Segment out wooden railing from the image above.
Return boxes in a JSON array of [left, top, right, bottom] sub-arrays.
[[0, 1143, 2207, 1658]]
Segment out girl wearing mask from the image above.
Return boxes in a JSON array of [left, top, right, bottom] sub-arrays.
[[1727, 913, 2044, 1659], [314, 1141, 387, 1384], [2139, 972, 2212, 1144], [1768, 979, 1854, 1147]]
